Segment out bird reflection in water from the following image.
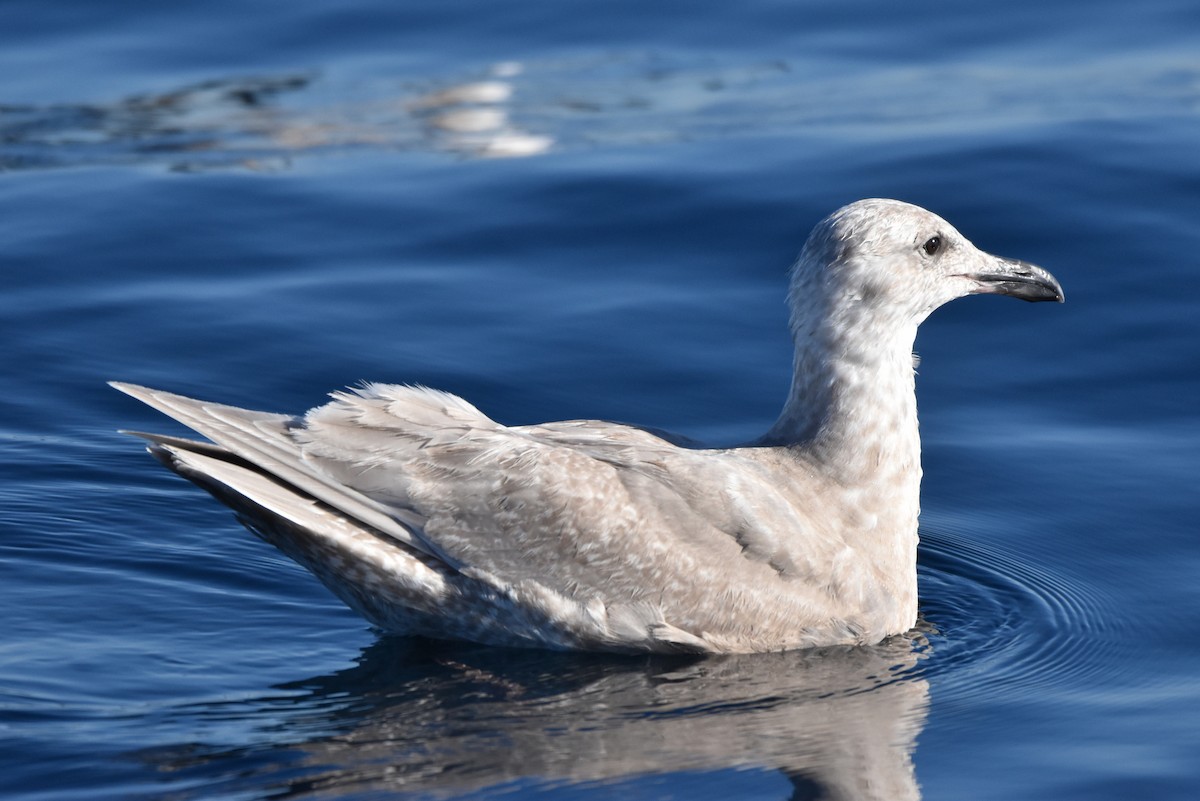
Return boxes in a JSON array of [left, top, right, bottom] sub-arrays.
[[138, 631, 931, 800]]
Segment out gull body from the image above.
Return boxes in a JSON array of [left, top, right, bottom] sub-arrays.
[[114, 199, 1063, 654]]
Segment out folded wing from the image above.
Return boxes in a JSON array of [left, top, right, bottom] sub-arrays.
[[114, 382, 851, 652]]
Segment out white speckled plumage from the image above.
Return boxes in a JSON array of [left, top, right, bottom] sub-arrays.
[[114, 199, 1063, 653]]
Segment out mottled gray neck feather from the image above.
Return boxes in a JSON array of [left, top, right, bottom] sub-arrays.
[[762, 266, 922, 491]]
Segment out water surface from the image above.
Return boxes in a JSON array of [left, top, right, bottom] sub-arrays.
[[3, 1, 1199, 799]]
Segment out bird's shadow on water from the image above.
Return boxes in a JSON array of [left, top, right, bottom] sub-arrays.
[[135, 633, 932, 801]]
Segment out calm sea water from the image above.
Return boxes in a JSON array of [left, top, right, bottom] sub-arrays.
[[3, 1, 1199, 799]]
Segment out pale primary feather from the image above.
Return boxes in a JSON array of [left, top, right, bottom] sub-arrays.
[[114, 198, 1064, 653]]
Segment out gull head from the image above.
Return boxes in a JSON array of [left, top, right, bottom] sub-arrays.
[[790, 199, 1064, 332]]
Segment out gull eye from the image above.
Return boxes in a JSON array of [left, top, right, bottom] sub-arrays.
[[922, 235, 942, 256]]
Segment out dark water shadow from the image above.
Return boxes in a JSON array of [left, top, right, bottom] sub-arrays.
[[135, 634, 930, 800], [0, 75, 319, 172]]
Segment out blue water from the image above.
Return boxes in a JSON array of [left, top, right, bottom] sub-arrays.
[[3, 1, 1199, 798]]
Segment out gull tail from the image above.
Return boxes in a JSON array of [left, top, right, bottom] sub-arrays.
[[111, 382, 495, 640], [134, 427, 467, 635]]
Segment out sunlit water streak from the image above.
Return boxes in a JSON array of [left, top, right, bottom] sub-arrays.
[[4, 50, 1199, 171]]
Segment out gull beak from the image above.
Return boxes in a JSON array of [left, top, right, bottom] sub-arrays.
[[965, 256, 1065, 303]]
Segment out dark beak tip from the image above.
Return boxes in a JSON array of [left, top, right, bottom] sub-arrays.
[[1020, 284, 1065, 304], [1042, 277, 1066, 304], [969, 263, 1064, 304], [1022, 281, 1065, 304]]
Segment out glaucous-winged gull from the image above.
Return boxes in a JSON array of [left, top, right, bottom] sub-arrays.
[[113, 198, 1064, 653]]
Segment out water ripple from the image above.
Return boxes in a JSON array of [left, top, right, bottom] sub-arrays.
[[915, 523, 1128, 702]]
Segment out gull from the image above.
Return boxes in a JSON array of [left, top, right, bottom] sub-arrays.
[[113, 199, 1064, 654]]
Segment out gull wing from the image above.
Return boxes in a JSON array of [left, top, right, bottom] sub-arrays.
[[115, 382, 849, 651], [111, 382, 432, 555], [297, 385, 847, 639]]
